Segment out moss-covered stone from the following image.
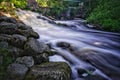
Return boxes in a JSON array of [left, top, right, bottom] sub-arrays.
[[25, 62, 71, 80]]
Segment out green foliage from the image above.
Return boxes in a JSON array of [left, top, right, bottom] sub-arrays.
[[0, 48, 13, 80], [36, 0, 80, 19], [86, 0, 120, 32], [11, 0, 27, 8]]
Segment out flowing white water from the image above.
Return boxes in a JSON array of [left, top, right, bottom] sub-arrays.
[[16, 10, 120, 80]]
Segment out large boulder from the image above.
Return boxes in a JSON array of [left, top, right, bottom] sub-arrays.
[[25, 62, 71, 80], [7, 63, 28, 80], [15, 56, 34, 68], [24, 38, 50, 56]]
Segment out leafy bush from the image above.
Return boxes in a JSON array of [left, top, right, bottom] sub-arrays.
[[86, 0, 120, 32], [11, 0, 27, 8]]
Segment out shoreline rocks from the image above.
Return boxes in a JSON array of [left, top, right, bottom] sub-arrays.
[[0, 16, 71, 80]]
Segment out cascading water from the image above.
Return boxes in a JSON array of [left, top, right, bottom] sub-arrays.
[[16, 10, 120, 80]]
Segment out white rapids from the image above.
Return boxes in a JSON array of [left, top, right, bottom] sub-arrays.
[[16, 9, 120, 80]]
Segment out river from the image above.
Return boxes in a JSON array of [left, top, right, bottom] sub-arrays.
[[16, 9, 120, 80]]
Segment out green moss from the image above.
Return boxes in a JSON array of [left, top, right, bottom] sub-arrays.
[[0, 48, 13, 80]]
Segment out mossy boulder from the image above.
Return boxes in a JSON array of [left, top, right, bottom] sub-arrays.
[[24, 38, 50, 56], [25, 62, 71, 80]]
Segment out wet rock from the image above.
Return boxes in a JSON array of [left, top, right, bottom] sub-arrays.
[[24, 38, 49, 56], [25, 62, 71, 80], [0, 41, 9, 48], [34, 53, 49, 64], [0, 34, 12, 42], [18, 29, 39, 39], [56, 42, 76, 51], [0, 22, 18, 34], [77, 66, 95, 77], [7, 63, 28, 80], [0, 16, 17, 23], [8, 46, 24, 58], [57, 42, 71, 49], [17, 23, 32, 30], [11, 34, 27, 48], [15, 56, 34, 68]]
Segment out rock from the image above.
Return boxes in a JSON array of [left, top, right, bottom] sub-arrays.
[[57, 42, 71, 49], [0, 41, 9, 48], [8, 46, 24, 58], [11, 34, 27, 48], [56, 42, 76, 51], [25, 62, 71, 80], [17, 23, 32, 30], [0, 55, 3, 64], [0, 16, 17, 23], [15, 56, 34, 68], [0, 34, 12, 42], [24, 38, 49, 56], [7, 63, 28, 80], [18, 29, 39, 39], [34, 53, 49, 64], [0, 22, 18, 34], [77, 66, 95, 77]]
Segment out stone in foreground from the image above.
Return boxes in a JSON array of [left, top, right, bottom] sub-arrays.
[[25, 62, 71, 80], [7, 63, 28, 80]]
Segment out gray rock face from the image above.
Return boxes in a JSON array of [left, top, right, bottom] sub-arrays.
[[8, 46, 23, 58], [0, 34, 12, 42], [24, 38, 50, 56], [7, 63, 28, 80], [0, 21, 39, 39], [25, 62, 71, 80], [11, 34, 27, 48], [18, 29, 39, 39], [0, 16, 17, 23], [0, 22, 18, 34], [15, 56, 34, 68]]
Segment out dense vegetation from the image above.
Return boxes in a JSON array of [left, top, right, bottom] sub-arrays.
[[0, 48, 13, 80], [0, 0, 120, 32], [85, 0, 120, 32]]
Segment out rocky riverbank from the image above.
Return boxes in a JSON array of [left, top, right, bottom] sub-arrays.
[[0, 16, 71, 80]]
